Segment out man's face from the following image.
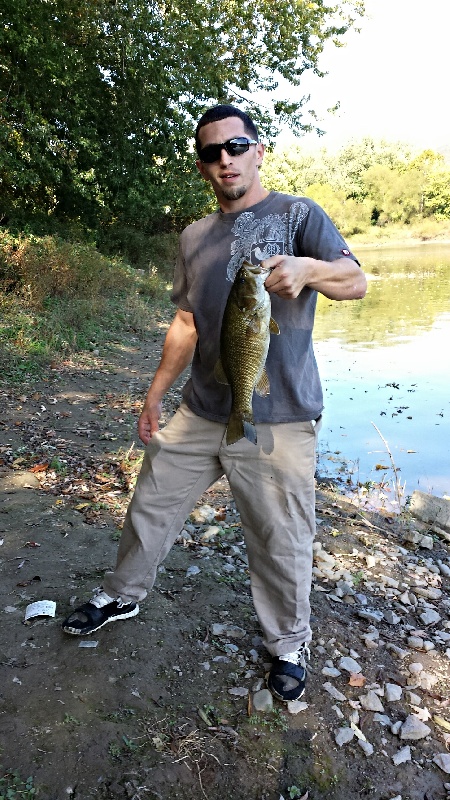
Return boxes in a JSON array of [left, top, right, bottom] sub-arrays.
[[196, 117, 265, 209]]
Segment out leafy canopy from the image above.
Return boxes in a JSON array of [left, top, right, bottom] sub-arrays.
[[1, 0, 365, 233]]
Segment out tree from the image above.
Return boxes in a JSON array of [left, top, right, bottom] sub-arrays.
[[0, 0, 366, 235]]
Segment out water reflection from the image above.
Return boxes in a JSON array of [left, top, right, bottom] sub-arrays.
[[315, 243, 450, 346], [314, 243, 450, 505]]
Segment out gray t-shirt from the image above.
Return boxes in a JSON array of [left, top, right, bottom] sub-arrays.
[[171, 191, 358, 424]]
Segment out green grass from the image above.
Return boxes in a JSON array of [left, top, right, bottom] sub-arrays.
[[0, 230, 174, 383]]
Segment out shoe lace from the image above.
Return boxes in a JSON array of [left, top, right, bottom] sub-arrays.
[[279, 643, 311, 669]]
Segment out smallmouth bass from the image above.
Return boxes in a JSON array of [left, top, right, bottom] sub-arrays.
[[215, 261, 280, 445]]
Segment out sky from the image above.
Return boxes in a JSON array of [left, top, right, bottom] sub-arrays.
[[277, 0, 450, 152]]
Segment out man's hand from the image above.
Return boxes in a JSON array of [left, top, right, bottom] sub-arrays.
[[138, 399, 162, 445], [261, 254, 367, 301], [262, 255, 310, 299]]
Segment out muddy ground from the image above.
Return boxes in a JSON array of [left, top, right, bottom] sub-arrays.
[[1, 325, 449, 800]]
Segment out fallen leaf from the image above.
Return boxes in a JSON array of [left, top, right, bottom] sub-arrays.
[[349, 673, 367, 687], [375, 464, 390, 470], [433, 715, 450, 732], [30, 463, 49, 473], [23, 541, 41, 548]]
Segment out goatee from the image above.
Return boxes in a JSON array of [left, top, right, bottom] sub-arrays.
[[222, 186, 247, 201]]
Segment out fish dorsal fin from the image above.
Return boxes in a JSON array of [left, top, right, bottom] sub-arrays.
[[214, 359, 229, 385], [254, 368, 270, 397], [269, 317, 280, 334]]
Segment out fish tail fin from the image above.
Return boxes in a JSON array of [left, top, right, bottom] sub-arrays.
[[226, 411, 257, 446]]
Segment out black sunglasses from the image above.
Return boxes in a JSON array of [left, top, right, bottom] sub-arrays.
[[198, 137, 258, 164]]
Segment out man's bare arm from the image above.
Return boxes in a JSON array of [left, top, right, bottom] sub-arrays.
[[263, 255, 367, 301], [138, 309, 198, 444]]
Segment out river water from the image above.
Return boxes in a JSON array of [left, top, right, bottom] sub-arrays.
[[313, 242, 450, 509]]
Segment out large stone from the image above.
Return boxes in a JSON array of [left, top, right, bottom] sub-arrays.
[[400, 714, 431, 740], [410, 490, 450, 533], [392, 745, 412, 765], [419, 609, 441, 626], [335, 727, 355, 747], [252, 690, 273, 712], [360, 691, 385, 713], [211, 623, 246, 638], [433, 753, 450, 774], [339, 656, 362, 674], [385, 683, 403, 702]]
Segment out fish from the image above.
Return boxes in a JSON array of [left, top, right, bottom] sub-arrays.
[[215, 260, 280, 445]]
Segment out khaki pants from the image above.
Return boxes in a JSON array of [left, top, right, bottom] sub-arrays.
[[103, 402, 320, 656]]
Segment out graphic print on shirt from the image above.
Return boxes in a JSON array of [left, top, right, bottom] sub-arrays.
[[227, 201, 309, 282]]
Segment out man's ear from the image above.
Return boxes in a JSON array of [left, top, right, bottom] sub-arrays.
[[196, 160, 210, 182]]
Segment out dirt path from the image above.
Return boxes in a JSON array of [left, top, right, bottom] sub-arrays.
[[1, 329, 450, 800]]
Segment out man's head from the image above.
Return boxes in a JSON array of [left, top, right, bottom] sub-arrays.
[[195, 105, 267, 212], [195, 105, 259, 155]]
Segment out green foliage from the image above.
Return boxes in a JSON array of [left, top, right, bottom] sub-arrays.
[[1, 0, 364, 233], [0, 231, 171, 381], [262, 139, 450, 233], [0, 770, 37, 799]]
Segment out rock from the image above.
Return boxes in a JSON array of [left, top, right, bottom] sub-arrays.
[[407, 636, 424, 650], [339, 656, 362, 674], [228, 687, 248, 697], [315, 550, 337, 566], [415, 586, 442, 600], [287, 700, 309, 715], [408, 662, 423, 675], [211, 623, 246, 638], [200, 525, 222, 541], [335, 727, 355, 747], [385, 683, 403, 702], [399, 714, 431, 740], [386, 643, 410, 659], [391, 721, 402, 735], [399, 591, 412, 605], [373, 714, 392, 726], [384, 610, 401, 625], [252, 690, 273, 712], [322, 667, 342, 678], [359, 691, 385, 713], [418, 671, 438, 691], [409, 490, 450, 533], [332, 704, 345, 719], [323, 682, 347, 702], [190, 504, 217, 524], [433, 753, 450, 774], [185, 565, 200, 577], [419, 609, 441, 626], [392, 745, 412, 765], [357, 608, 384, 623], [358, 739, 374, 756]]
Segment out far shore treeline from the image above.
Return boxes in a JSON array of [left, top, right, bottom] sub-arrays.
[[1, 0, 450, 377]]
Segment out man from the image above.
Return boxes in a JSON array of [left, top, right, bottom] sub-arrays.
[[62, 105, 366, 702]]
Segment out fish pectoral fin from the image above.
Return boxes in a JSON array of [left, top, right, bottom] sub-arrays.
[[254, 368, 270, 397], [214, 359, 229, 385], [269, 317, 280, 335]]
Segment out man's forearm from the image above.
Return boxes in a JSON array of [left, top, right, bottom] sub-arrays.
[[306, 257, 367, 301], [144, 313, 198, 406]]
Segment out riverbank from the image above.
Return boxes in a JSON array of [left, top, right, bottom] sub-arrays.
[[348, 221, 450, 249], [1, 330, 449, 800]]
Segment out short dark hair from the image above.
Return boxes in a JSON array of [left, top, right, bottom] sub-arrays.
[[195, 105, 259, 154]]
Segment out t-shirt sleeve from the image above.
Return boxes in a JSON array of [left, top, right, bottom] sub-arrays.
[[295, 199, 360, 265], [170, 241, 194, 312]]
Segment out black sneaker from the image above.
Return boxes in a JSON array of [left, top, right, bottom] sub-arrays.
[[62, 590, 139, 635], [267, 643, 310, 702]]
